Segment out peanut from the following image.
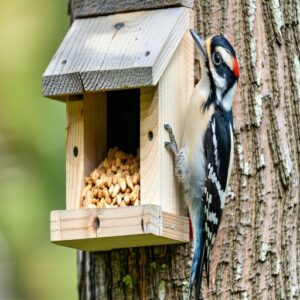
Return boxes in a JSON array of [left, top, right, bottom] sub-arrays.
[[97, 201, 104, 208], [111, 164, 118, 173], [90, 169, 100, 182], [119, 201, 127, 207], [108, 184, 114, 197], [130, 196, 135, 205], [132, 173, 140, 185], [101, 174, 112, 187], [103, 158, 110, 170], [97, 168, 106, 175], [107, 147, 119, 160], [99, 198, 106, 208], [115, 150, 126, 160], [112, 174, 118, 185], [124, 194, 131, 205], [85, 177, 93, 185], [106, 176, 112, 187], [92, 188, 98, 198], [105, 196, 111, 205], [111, 184, 120, 198], [81, 148, 140, 208], [95, 179, 104, 188], [116, 158, 121, 168], [126, 175, 134, 190], [116, 195, 123, 206], [106, 169, 114, 177], [102, 188, 109, 198], [130, 185, 140, 202], [88, 198, 98, 205], [118, 176, 126, 192]]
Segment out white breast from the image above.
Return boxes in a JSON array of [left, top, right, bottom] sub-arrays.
[[181, 72, 214, 204]]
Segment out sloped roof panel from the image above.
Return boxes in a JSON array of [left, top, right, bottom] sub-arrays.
[[43, 7, 190, 98]]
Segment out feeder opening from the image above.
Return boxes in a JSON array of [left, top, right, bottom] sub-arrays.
[[81, 89, 141, 209], [107, 89, 140, 155]]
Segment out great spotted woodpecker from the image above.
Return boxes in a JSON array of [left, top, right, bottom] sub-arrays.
[[164, 30, 239, 299]]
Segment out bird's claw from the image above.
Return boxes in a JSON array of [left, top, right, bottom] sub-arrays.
[[165, 141, 171, 149], [164, 124, 178, 155]]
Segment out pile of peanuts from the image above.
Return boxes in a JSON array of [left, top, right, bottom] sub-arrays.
[[81, 147, 140, 209]]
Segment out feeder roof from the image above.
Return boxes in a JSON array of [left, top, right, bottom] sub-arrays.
[[43, 7, 191, 99]]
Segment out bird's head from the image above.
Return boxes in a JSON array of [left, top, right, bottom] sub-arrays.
[[190, 30, 239, 111]]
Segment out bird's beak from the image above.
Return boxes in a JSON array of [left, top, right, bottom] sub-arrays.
[[189, 29, 208, 62]]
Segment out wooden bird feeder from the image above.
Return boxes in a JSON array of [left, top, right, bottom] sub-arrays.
[[43, 2, 194, 251]]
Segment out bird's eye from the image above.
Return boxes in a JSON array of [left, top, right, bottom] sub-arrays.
[[212, 52, 222, 65]]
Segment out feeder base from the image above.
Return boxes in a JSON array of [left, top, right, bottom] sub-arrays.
[[50, 205, 189, 251]]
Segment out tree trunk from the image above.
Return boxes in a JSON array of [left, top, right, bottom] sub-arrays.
[[76, 0, 300, 299]]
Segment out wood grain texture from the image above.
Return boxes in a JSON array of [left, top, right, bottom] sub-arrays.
[[83, 92, 107, 181], [140, 87, 160, 207], [70, 0, 194, 19], [139, 14, 194, 216], [66, 100, 84, 210], [43, 7, 190, 98], [66, 93, 106, 210], [159, 19, 194, 215], [194, 0, 300, 298], [51, 205, 189, 251]]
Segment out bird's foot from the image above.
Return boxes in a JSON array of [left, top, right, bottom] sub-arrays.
[[164, 124, 178, 156]]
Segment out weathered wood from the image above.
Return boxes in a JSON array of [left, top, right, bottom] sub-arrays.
[[66, 93, 106, 210], [70, 0, 194, 19], [51, 205, 189, 251], [43, 7, 191, 98]]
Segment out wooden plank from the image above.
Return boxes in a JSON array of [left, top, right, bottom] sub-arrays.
[[43, 7, 191, 98], [50, 205, 189, 251], [162, 211, 189, 241], [54, 235, 182, 252], [140, 87, 160, 207], [83, 92, 107, 179], [70, 0, 194, 18], [66, 100, 84, 210], [66, 93, 107, 210], [159, 11, 194, 215]]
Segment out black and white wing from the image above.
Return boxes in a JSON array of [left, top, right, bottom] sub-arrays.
[[202, 109, 234, 284]]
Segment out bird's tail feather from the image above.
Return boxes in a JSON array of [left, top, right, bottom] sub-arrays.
[[194, 252, 205, 300], [189, 229, 205, 300]]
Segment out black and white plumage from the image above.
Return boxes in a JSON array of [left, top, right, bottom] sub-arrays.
[[164, 30, 239, 299]]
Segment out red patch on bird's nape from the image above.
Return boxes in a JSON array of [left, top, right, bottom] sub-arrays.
[[233, 58, 240, 78]]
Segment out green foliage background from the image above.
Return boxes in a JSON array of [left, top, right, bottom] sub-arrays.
[[0, 1, 77, 299]]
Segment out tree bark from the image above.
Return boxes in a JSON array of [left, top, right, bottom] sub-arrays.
[[76, 0, 300, 299]]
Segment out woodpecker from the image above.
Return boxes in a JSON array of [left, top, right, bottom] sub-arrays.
[[164, 30, 239, 299]]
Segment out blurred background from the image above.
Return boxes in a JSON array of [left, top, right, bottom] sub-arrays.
[[0, 1, 77, 299]]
